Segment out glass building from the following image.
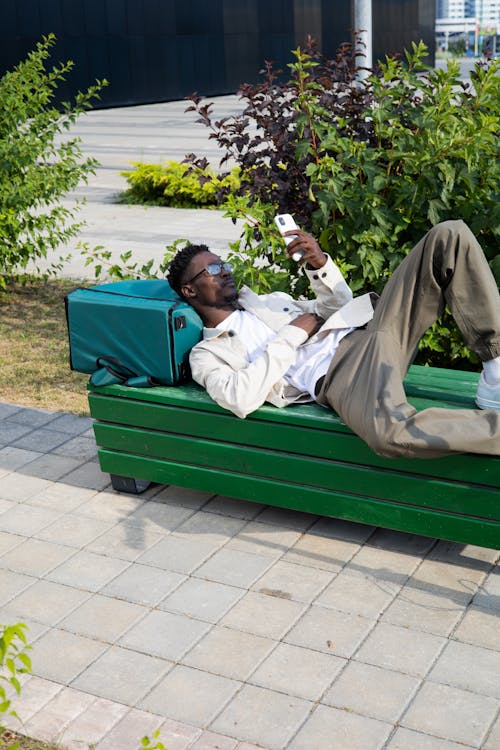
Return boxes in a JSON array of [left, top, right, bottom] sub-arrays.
[[0, 0, 436, 108]]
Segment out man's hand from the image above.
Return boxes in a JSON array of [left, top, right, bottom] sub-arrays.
[[283, 229, 327, 270], [289, 313, 325, 337]]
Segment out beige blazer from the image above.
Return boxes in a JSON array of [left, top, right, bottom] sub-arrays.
[[189, 256, 374, 418]]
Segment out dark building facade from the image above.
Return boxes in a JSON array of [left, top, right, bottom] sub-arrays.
[[0, 0, 435, 108]]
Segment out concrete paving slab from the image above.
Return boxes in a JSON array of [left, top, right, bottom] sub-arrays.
[[451, 604, 500, 650], [0, 568, 37, 606], [0, 530, 24, 556], [281, 531, 361, 572], [181, 625, 275, 682], [322, 661, 419, 723], [35, 512, 115, 548], [0, 446, 45, 472], [26, 482, 98, 512], [46, 549, 130, 592], [0, 538, 76, 577], [159, 577, 245, 623], [29, 629, 107, 684], [137, 534, 218, 574], [0, 503, 62, 536], [226, 521, 303, 558], [59, 592, 147, 642], [11, 427, 72, 453], [119, 609, 211, 662], [400, 681, 498, 747], [251, 559, 334, 603], [125, 498, 196, 533], [0, 473, 54, 502], [354, 621, 447, 678], [2, 676, 63, 725], [194, 547, 275, 589], [59, 459, 111, 491], [211, 684, 313, 750], [484, 714, 500, 750], [93, 707, 165, 750], [47, 414, 94, 435], [148, 717, 202, 750], [102, 562, 187, 606], [249, 641, 344, 701], [21, 686, 95, 746], [153, 483, 215, 509], [0, 421, 33, 446], [315, 567, 401, 618], [58, 696, 129, 750], [20, 453, 84, 482], [287, 704, 392, 750], [0, 403, 24, 419], [386, 728, 475, 749], [85, 519, 166, 561], [51, 434, 101, 461], [139, 665, 240, 728], [284, 603, 375, 658], [428, 639, 500, 699], [203, 495, 264, 520], [190, 731, 239, 750], [173, 511, 248, 548], [71, 489, 145, 523], [472, 565, 500, 611], [220, 590, 307, 641], [7, 579, 92, 627], [71, 645, 172, 705], [381, 584, 469, 636]]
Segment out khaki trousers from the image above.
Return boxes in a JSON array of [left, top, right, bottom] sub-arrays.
[[317, 220, 500, 458]]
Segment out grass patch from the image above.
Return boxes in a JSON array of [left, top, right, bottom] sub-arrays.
[[0, 728, 60, 749], [0, 278, 90, 415]]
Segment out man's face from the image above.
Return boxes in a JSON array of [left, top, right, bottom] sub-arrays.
[[181, 251, 238, 310]]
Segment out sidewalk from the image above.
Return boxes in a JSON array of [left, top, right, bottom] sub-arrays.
[[1, 97, 499, 750], [1, 399, 499, 750], [44, 96, 244, 279]]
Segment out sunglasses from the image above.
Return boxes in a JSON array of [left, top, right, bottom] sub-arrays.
[[185, 261, 234, 285]]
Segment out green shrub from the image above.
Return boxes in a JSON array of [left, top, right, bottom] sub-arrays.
[[120, 161, 240, 208], [0, 34, 107, 287], [186, 39, 500, 368], [0, 622, 31, 733]]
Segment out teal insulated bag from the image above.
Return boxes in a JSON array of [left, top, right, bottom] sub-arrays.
[[65, 279, 203, 387]]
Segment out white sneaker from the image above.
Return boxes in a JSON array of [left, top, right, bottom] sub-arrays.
[[476, 372, 500, 410]]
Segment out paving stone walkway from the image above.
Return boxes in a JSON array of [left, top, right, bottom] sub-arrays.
[[0, 401, 499, 750]]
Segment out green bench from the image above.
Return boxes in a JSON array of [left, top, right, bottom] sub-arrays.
[[87, 364, 500, 550]]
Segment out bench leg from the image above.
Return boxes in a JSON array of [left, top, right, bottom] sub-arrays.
[[110, 474, 152, 494]]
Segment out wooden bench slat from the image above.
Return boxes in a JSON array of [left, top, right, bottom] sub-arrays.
[[93, 422, 499, 518], [88, 394, 499, 485], [96, 449, 500, 550]]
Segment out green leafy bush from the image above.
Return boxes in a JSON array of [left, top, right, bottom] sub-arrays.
[[120, 161, 240, 208], [80, 238, 188, 281], [0, 622, 31, 733], [186, 39, 500, 368], [0, 34, 107, 287]]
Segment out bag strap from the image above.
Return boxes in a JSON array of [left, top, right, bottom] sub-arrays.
[[90, 356, 158, 388]]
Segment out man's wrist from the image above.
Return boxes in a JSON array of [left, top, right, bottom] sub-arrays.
[[306, 252, 328, 271]]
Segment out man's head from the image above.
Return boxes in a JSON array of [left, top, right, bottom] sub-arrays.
[[168, 243, 238, 325]]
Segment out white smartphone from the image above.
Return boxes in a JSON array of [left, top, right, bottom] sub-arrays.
[[274, 214, 303, 261]]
